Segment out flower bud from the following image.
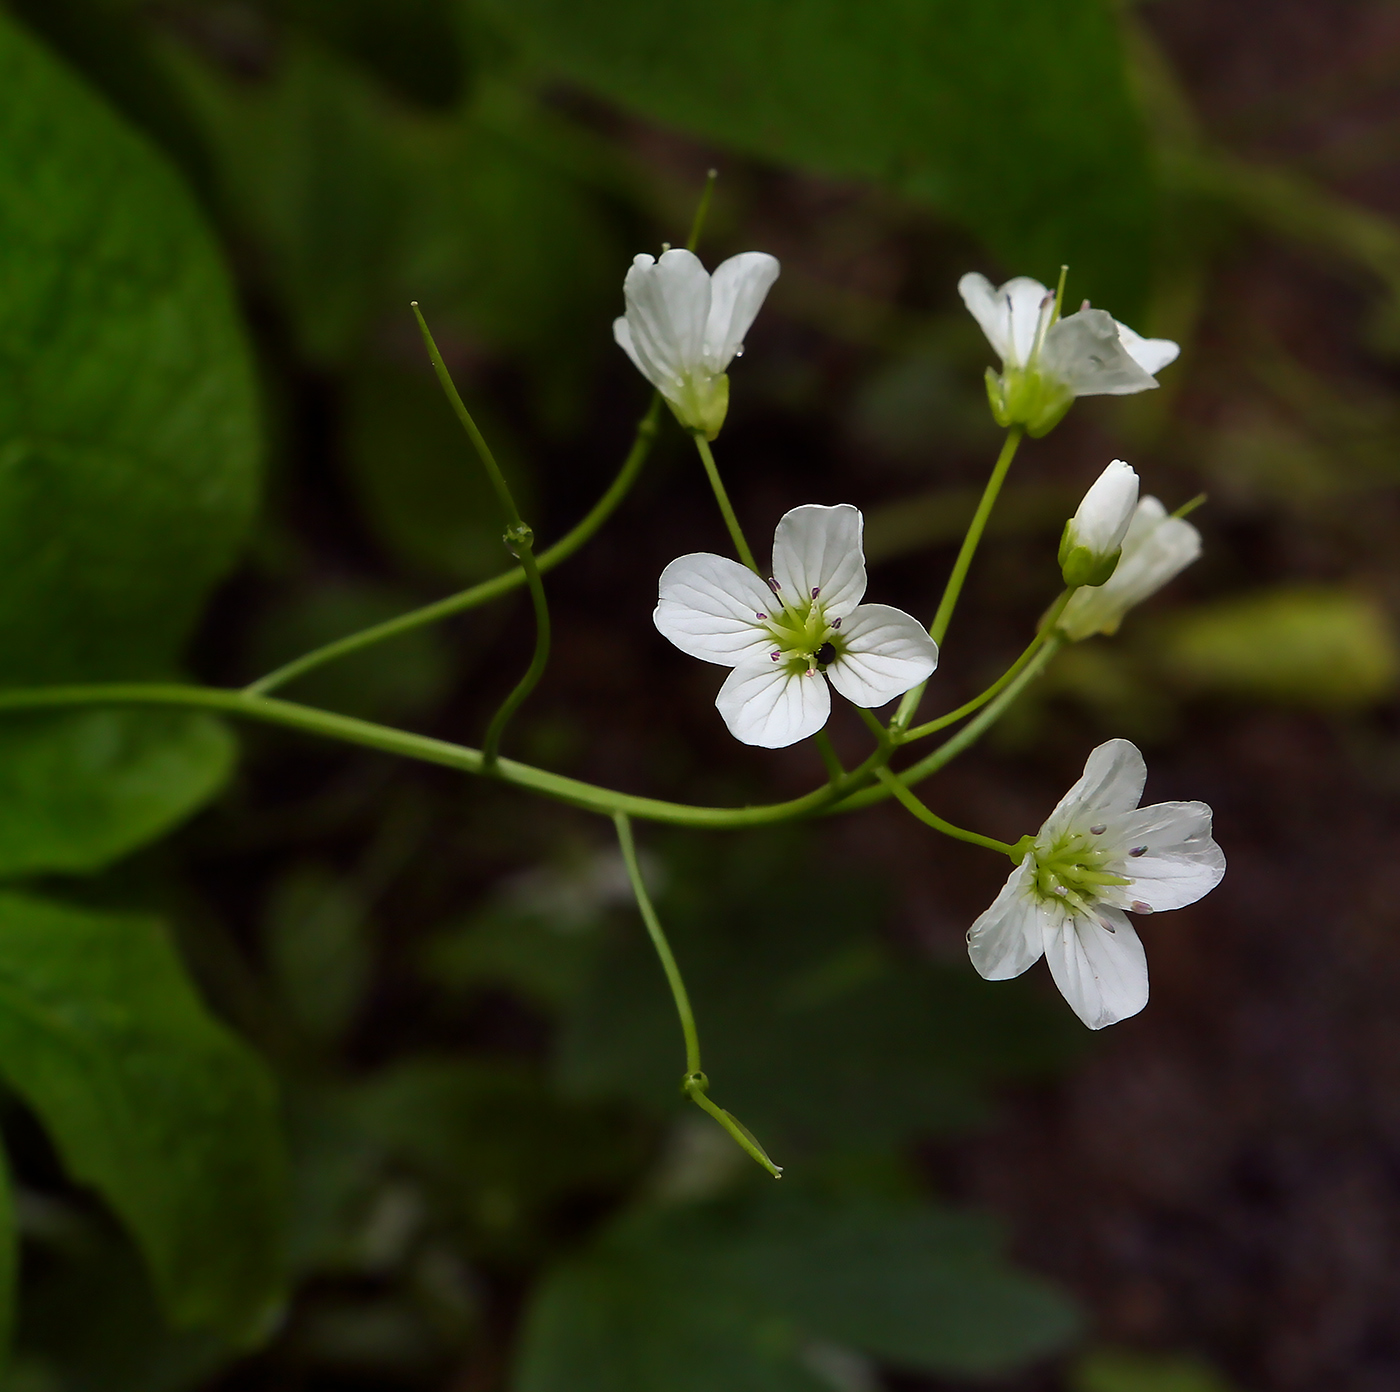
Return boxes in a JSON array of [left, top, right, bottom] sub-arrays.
[[1058, 460, 1139, 589], [1058, 497, 1202, 641]]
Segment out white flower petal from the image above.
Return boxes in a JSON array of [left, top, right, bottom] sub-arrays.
[[1058, 497, 1202, 640], [1068, 459, 1139, 556], [622, 249, 711, 389], [1042, 905, 1148, 1030], [770, 504, 867, 617], [1041, 738, 1146, 843], [1042, 309, 1159, 397], [1106, 801, 1225, 911], [958, 273, 1052, 368], [958, 273, 1014, 364], [655, 553, 777, 667], [1115, 321, 1180, 377], [613, 317, 646, 376], [715, 662, 831, 748], [702, 252, 780, 373], [825, 603, 937, 708], [967, 859, 1045, 981]]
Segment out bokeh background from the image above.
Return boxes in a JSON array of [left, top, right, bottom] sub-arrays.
[[4, 1, 1400, 1390]]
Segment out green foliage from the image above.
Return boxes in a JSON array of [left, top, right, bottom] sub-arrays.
[[557, 837, 1081, 1155], [0, 713, 235, 879], [477, 0, 1156, 312], [515, 1186, 1079, 1390], [1072, 1347, 1239, 1392], [0, 894, 287, 1343], [0, 1144, 14, 1373], [0, 12, 260, 686], [1164, 586, 1400, 708]]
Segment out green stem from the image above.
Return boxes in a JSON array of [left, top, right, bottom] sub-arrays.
[[693, 434, 758, 572], [245, 398, 662, 698], [0, 684, 892, 829], [480, 539, 551, 768], [614, 813, 701, 1075], [873, 767, 1016, 855], [835, 637, 1061, 814], [892, 426, 1024, 730], [686, 168, 718, 252], [412, 303, 523, 527], [812, 729, 844, 783], [615, 813, 781, 1178], [901, 590, 1070, 744]]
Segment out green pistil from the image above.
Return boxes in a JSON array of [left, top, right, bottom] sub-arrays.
[[761, 597, 839, 674], [1030, 831, 1132, 914]]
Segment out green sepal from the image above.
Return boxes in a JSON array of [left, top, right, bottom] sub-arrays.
[[1060, 544, 1121, 589], [983, 366, 1011, 428]]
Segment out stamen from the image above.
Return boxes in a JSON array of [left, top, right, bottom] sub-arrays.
[[1099, 918, 1117, 934], [1131, 900, 1153, 914], [767, 577, 781, 593], [1089, 824, 1106, 835], [832, 617, 842, 629], [770, 651, 780, 662], [1129, 846, 1147, 858], [755, 612, 767, 620], [811, 586, 820, 598], [1080, 299, 1091, 311]]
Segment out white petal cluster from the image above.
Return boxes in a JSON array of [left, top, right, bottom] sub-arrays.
[[614, 248, 780, 440], [959, 273, 1179, 437], [654, 504, 938, 748], [1058, 497, 1202, 640], [968, 739, 1225, 1030], [1059, 459, 1139, 589]]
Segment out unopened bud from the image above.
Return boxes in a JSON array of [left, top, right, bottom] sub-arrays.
[[1060, 460, 1138, 589]]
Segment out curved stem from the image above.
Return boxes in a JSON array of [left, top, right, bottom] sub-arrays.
[[892, 426, 1024, 730], [873, 766, 1016, 855], [480, 541, 551, 768], [245, 398, 662, 698], [834, 637, 1061, 814], [900, 590, 1070, 744], [614, 813, 701, 1075], [692, 434, 758, 572], [0, 684, 892, 829], [812, 729, 844, 784]]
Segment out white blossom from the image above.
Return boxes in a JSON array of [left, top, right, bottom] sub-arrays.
[[959, 272, 1179, 436], [614, 248, 779, 439], [654, 504, 937, 748], [1058, 496, 1202, 640], [1059, 459, 1139, 588], [967, 739, 1224, 1030]]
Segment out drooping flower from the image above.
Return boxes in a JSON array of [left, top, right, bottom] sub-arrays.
[[967, 739, 1224, 1029], [1057, 496, 1201, 641], [614, 248, 780, 440], [654, 504, 938, 748], [1059, 459, 1140, 589], [959, 273, 1179, 437]]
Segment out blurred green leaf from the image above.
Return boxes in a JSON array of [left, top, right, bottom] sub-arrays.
[[343, 361, 533, 583], [477, 0, 1155, 311], [0, 893, 287, 1342], [0, 12, 260, 685], [1163, 586, 1400, 708], [557, 837, 1081, 1154], [1072, 1347, 1238, 1392], [515, 1187, 1079, 1390], [0, 713, 234, 880]]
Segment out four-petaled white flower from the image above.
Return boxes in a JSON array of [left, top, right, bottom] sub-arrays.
[[959, 273, 1180, 437], [614, 248, 780, 440], [654, 504, 938, 748], [1059, 458, 1140, 589], [968, 739, 1224, 1030], [1057, 496, 1202, 641]]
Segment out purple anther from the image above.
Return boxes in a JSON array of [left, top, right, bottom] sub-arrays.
[[1129, 845, 1147, 858], [755, 612, 767, 620], [1131, 900, 1153, 914], [767, 577, 781, 593], [832, 617, 842, 629], [811, 586, 820, 598], [1039, 291, 1054, 309], [1099, 918, 1117, 934], [770, 651, 780, 662], [1089, 824, 1106, 836], [1080, 298, 1091, 311]]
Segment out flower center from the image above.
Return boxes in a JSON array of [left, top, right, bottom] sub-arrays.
[[1030, 830, 1131, 917], [759, 587, 841, 676]]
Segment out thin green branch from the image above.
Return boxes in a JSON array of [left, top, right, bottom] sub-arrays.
[[873, 767, 1016, 856], [900, 590, 1070, 744], [244, 397, 662, 698], [686, 168, 718, 252], [812, 729, 844, 784], [0, 684, 891, 829], [480, 537, 551, 768], [892, 426, 1024, 730], [693, 434, 759, 572]]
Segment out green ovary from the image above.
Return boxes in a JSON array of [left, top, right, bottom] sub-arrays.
[[1030, 831, 1131, 916], [761, 600, 840, 675]]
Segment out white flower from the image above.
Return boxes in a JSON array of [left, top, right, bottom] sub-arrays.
[[1058, 496, 1202, 640], [1059, 459, 1139, 588], [614, 248, 780, 439], [968, 739, 1224, 1030], [959, 272, 1179, 437], [654, 504, 938, 748]]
